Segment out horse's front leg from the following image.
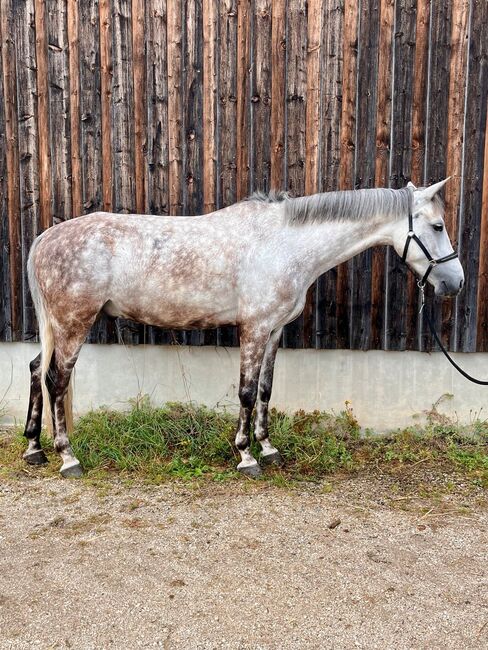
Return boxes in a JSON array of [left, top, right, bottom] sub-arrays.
[[235, 326, 269, 478], [254, 328, 283, 465]]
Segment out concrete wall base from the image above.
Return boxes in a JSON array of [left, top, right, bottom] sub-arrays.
[[1, 342, 487, 431]]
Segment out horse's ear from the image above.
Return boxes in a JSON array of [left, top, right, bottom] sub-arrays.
[[407, 181, 416, 190], [417, 177, 450, 202]]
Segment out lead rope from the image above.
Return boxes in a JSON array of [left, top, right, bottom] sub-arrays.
[[417, 282, 488, 386]]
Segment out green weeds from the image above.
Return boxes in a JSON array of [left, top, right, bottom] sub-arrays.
[[1, 399, 487, 487]]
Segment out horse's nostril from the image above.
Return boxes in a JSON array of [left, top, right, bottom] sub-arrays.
[[459, 279, 464, 289]]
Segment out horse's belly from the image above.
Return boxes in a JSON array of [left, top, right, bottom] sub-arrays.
[[103, 299, 238, 329]]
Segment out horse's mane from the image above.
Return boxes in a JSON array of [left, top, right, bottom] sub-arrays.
[[244, 187, 415, 225]]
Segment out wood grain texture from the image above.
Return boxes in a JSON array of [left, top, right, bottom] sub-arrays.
[[202, 0, 218, 212], [167, 0, 183, 214], [67, 0, 82, 217], [0, 13, 11, 340], [252, 0, 272, 192], [0, 0, 22, 339], [270, 0, 285, 190], [316, 0, 343, 349], [132, 0, 146, 214], [47, 0, 72, 223], [371, 0, 394, 350], [99, 0, 113, 212], [476, 93, 488, 351], [236, 0, 250, 199]]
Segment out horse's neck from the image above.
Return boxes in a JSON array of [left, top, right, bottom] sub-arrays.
[[287, 217, 392, 281]]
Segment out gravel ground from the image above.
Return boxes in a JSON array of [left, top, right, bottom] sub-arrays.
[[0, 475, 487, 650]]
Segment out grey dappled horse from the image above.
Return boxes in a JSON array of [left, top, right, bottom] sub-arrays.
[[23, 179, 464, 478]]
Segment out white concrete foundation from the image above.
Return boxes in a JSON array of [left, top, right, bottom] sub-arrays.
[[1, 342, 487, 431]]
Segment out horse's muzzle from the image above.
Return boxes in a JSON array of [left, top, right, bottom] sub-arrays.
[[435, 278, 464, 297]]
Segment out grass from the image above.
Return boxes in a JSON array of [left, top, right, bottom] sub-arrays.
[[1, 398, 487, 488]]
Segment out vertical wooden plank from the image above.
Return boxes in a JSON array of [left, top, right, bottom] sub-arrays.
[[34, 0, 51, 232], [252, 0, 272, 192], [384, 0, 417, 351], [79, 0, 103, 213], [282, 0, 306, 348], [0, 13, 12, 340], [270, 0, 286, 190], [111, 0, 135, 214], [146, 0, 169, 216], [421, 0, 452, 352], [236, 0, 250, 199], [316, 0, 344, 350], [183, 0, 204, 216], [167, 0, 183, 214], [67, 0, 82, 217], [303, 0, 322, 348], [99, 0, 113, 212], [0, 0, 22, 339], [184, 0, 205, 345], [350, 0, 380, 351], [336, 0, 358, 350], [217, 0, 238, 346], [371, 0, 394, 350], [456, 0, 487, 352], [132, 0, 146, 214], [442, 0, 469, 348], [408, 0, 430, 350], [218, 0, 237, 209], [202, 0, 218, 212], [46, 0, 72, 223], [476, 97, 488, 351]]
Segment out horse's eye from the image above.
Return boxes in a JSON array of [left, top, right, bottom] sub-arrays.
[[433, 223, 444, 232]]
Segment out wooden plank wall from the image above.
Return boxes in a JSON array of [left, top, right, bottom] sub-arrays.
[[0, 0, 487, 352]]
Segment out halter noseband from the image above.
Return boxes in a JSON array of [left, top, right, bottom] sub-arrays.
[[401, 210, 458, 288]]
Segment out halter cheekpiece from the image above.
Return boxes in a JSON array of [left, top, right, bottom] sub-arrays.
[[401, 210, 458, 288]]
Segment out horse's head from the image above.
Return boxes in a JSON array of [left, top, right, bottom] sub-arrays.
[[392, 178, 464, 297]]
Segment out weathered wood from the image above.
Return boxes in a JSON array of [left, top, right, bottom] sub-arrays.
[[252, 0, 272, 192], [316, 0, 343, 350], [476, 98, 488, 351], [270, 0, 285, 190], [336, 0, 358, 350], [0, 0, 22, 339], [0, 13, 11, 340], [202, 0, 218, 213], [111, 0, 135, 214], [46, 0, 72, 223], [440, 0, 470, 350], [350, 0, 380, 351], [384, 0, 417, 352], [408, 0, 430, 351], [16, 0, 41, 339], [282, 0, 307, 348], [167, 0, 183, 214], [34, 0, 51, 232], [371, 0, 394, 350], [131, 0, 146, 214], [67, 0, 82, 217], [99, 0, 113, 212], [216, 0, 238, 346], [456, 0, 487, 352], [236, 0, 250, 199], [303, 0, 322, 348]]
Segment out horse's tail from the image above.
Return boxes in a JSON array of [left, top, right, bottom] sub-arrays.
[[27, 236, 74, 435]]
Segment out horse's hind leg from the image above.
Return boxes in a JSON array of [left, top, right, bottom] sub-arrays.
[[23, 353, 48, 465], [254, 328, 283, 466], [46, 325, 94, 478]]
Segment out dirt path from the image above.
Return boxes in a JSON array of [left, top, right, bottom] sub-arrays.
[[0, 475, 486, 650]]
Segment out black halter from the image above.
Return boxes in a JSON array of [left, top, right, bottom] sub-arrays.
[[401, 211, 458, 288]]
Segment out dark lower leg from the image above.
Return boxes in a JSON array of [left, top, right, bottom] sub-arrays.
[[23, 354, 47, 464], [47, 355, 81, 476], [255, 330, 281, 460]]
